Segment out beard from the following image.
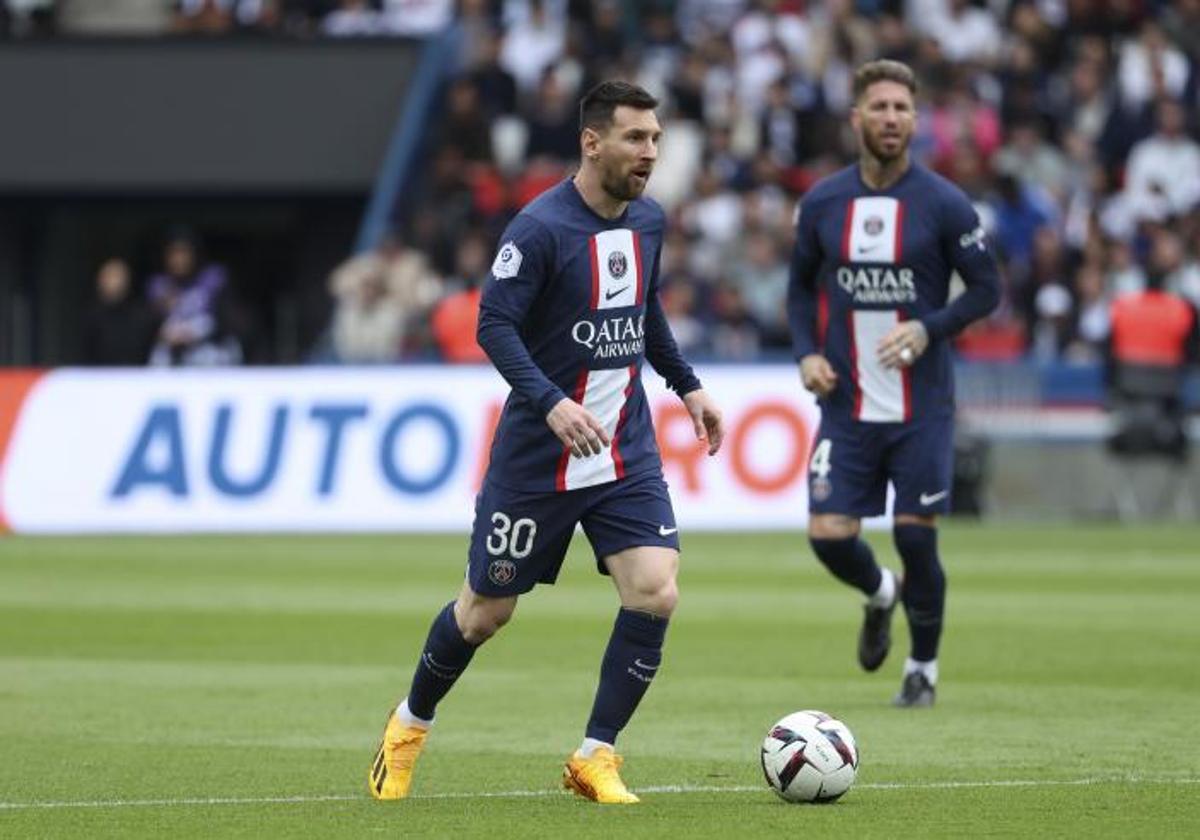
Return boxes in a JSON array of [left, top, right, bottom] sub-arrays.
[[861, 126, 909, 162], [600, 165, 648, 202]]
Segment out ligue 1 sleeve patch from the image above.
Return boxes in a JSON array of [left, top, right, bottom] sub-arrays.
[[491, 241, 523, 279]]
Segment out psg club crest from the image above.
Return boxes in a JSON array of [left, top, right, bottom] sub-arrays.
[[863, 216, 884, 236], [811, 477, 833, 502], [488, 557, 517, 586], [608, 251, 628, 279]]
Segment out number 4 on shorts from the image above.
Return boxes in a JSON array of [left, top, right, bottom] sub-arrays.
[[810, 439, 833, 478]]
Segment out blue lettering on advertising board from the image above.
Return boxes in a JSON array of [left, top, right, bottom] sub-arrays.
[[208, 403, 288, 497], [379, 403, 459, 494], [310, 403, 369, 496], [111, 405, 189, 497], [110, 399, 462, 500]]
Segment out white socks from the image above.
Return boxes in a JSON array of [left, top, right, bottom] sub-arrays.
[[579, 737, 613, 758], [868, 567, 897, 608], [904, 657, 939, 685], [396, 699, 433, 729]]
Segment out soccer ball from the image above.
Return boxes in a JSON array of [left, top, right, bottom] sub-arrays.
[[760, 710, 859, 803]]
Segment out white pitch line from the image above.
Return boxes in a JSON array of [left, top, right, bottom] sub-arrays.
[[1, 777, 1196, 811]]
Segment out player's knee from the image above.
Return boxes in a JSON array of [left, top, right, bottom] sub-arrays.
[[628, 575, 678, 617], [457, 611, 505, 644], [808, 515, 860, 541], [454, 595, 516, 644]]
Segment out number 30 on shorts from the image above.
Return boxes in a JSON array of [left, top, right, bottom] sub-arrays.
[[485, 511, 538, 559]]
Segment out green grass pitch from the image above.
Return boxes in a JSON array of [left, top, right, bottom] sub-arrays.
[[1, 525, 1198, 838]]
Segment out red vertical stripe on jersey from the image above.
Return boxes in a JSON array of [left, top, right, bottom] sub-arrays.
[[847, 310, 862, 420], [555, 368, 592, 492], [631, 232, 644, 304], [840, 200, 855, 262], [588, 236, 600, 310], [610, 364, 637, 479], [893, 200, 905, 262], [902, 365, 913, 422]]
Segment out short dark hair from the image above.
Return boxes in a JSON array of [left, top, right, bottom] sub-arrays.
[[579, 80, 659, 133], [853, 59, 918, 102]]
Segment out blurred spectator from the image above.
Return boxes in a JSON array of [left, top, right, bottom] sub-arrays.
[[430, 229, 489, 364], [926, 73, 1002, 172], [924, 0, 1001, 65], [1151, 227, 1200, 308], [989, 173, 1057, 270], [1123, 99, 1200, 222], [524, 69, 579, 162], [1161, 0, 1200, 62], [1021, 227, 1074, 360], [147, 228, 244, 366], [500, 0, 566, 92], [327, 231, 442, 362], [381, 0, 453, 36], [1106, 238, 1148, 296], [82, 258, 159, 366], [660, 281, 707, 356], [322, 0, 385, 37], [1105, 266, 1199, 464], [1116, 20, 1190, 110], [994, 119, 1070, 203], [171, 0, 236, 34], [58, 0, 174, 35], [468, 28, 519, 118], [1067, 262, 1110, 362], [330, 267, 406, 363], [436, 77, 494, 164], [708, 283, 760, 360], [727, 228, 788, 349], [412, 146, 481, 275]]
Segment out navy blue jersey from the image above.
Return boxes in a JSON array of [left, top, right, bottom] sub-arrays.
[[478, 179, 701, 492], [788, 164, 1000, 423]]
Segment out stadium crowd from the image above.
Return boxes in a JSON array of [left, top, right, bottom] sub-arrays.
[[338, 0, 1200, 366], [28, 0, 1200, 367]]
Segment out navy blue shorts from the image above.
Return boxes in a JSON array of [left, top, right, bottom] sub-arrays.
[[808, 414, 954, 518], [467, 470, 680, 596]]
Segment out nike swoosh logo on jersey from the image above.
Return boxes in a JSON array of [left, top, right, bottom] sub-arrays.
[[857, 243, 882, 254], [633, 659, 659, 670], [605, 286, 630, 301], [919, 490, 949, 506], [658, 525, 678, 536]]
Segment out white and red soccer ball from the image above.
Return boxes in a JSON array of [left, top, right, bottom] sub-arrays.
[[760, 710, 859, 803]]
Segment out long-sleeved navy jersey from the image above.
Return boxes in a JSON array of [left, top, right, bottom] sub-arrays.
[[477, 179, 701, 492], [788, 163, 1000, 423]]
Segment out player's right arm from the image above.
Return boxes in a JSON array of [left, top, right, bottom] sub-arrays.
[[787, 196, 838, 397], [476, 216, 609, 457]]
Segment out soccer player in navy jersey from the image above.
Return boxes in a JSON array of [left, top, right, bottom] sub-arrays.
[[787, 60, 1000, 707], [369, 81, 724, 803]]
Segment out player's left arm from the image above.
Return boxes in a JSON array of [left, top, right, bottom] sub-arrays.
[[643, 248, 724, 455], [879, 190, 1001, 369]]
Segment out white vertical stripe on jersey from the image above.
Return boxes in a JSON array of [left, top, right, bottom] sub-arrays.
[[563, 366, 633, 490], [592, 229, 639, 310], [851, 310, 909, 422], [845, 197, 902, 264]]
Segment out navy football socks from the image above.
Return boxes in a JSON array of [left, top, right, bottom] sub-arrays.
[[810, 535, 883, 596], [585, 608, 669, 745], [893, 524, 945, 662], [405, 602, 479, 721]]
